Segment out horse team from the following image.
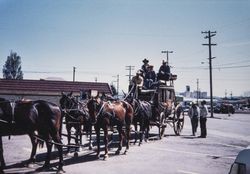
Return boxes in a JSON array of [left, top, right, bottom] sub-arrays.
[[0, 90, 170, 173]]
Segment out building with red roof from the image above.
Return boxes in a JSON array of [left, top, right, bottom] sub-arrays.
[[0, 78, 112, 104]]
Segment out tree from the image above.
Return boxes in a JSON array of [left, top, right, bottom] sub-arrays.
[[2, 51, 23, 79]]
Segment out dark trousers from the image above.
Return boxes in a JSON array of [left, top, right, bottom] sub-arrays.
[[157, 73, 170, 81], [191, 117, 198, 135], [200, 117, 207, 138]]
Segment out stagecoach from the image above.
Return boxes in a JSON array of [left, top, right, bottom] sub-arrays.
[[135, 76, 185, 138]]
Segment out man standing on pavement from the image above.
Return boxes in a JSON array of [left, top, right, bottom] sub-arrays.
[[199, 100, 208, 138], [188, 102, 200, 136]]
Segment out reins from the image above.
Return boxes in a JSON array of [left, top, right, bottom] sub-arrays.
[[0, 119, 8, 124]]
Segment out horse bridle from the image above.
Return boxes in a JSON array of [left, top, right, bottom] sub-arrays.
[[0, 100, 16, 125]]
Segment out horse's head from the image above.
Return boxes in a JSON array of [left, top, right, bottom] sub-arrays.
[[0, 98, 12, 122], [87, 98, 101, 124], [60, 92, 76, 109]]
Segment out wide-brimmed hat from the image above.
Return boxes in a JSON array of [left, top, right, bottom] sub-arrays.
[[142, 58, 149, 63], [162, 60, 167, 64]]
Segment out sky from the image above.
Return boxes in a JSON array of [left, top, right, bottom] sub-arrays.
[[0, 0, 250, 97]]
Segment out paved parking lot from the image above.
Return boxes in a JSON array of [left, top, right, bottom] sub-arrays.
[[2, 113, 250, 174]]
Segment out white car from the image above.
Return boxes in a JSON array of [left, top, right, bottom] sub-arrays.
[[229, 146, 250, 174]]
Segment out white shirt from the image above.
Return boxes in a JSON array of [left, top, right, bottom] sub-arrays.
[[200, 105, 208, 118], [188, 106, 200, 119]]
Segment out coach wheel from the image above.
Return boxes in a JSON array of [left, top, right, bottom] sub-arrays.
[[159, 112, 166, 139]]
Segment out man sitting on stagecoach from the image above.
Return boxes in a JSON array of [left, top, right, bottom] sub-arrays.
[[141, 58, 149, 77], [144, 65, 156, 89], [157, 60, 171, 81], [131, 70, 144, 99]]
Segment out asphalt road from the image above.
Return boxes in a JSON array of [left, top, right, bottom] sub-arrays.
[[2, 112, 250, 174]]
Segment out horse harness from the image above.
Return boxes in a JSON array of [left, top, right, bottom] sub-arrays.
[[62, 99, 89, 123], [96, 101, 126, 125]]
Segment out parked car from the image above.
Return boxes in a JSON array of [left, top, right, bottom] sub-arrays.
[[214, 103, 235, 114], [182, 101, 191, 113], [229, 146, 250, 174]]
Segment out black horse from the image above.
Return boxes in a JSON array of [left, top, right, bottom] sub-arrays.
[[0, 97, 64, 173], [126, 97, 152, 145], [60, 92, 91, 153]]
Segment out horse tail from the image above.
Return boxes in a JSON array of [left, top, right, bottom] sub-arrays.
[[122, 101, 134, 123], [35, 101, 63, 148], [31, 102, 45, 148]]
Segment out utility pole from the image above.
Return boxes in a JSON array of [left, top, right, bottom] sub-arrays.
[[117, 74, 119, 97], [161, 50, 173, 64], [197, 78, 199, 104], [125, 65, 135, 84], [113, 75, 119, 98], [73, 66, 76, 82], [202, 30, 217, 118]]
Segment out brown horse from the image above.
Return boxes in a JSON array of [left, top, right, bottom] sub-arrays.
[[0, 97, 64, 173], [87, 98, 133, 159]]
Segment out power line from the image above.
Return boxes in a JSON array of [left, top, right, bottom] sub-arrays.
[[213, 64, 250, 70], [174, 62, 250, 70], [213, 59, 250, 66]]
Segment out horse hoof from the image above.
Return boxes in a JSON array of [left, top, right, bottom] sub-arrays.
[[57, 168, 65, 174], [27, 163, 34, 168], [103, 154, 109, 160], [1, 162, 6, 168], [115, 150, 120, 155], [36, 165, 49, 172], [74, 152, 78, 158], [124, 150, 128, 155], [57, 169, 65, 174], [42, 164, 50, 170]]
